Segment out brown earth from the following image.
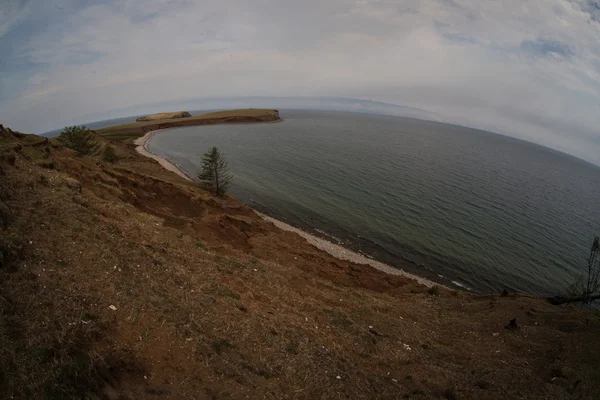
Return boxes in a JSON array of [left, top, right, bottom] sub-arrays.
[[1, 125, 599, 399]]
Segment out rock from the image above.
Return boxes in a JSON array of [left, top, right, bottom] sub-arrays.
[[102, 384, 120, 400], [368, 328, 387, 337], [108, 305, 117, 311], [504, 318, 518, 330], [552, 367, 570, 378], [146, 387, 170, 395], [72, 195, 89, 207], [409, 388, 426, 397], [2, 153, 16, 166], [64, 177, 82, 192], [501, 289, 509, 296], [559, 324, 579, 333], [238, 305, 248, 312], [36, 160, 55, 170], [0, 201, 10, 228], [475, 380, 491, 389], [442, 387, 458, 400]]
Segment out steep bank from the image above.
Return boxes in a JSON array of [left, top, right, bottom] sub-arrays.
[[1, 125, 599, 399], [97, 108, 280, 141]]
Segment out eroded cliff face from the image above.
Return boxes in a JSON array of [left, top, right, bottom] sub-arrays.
[[136, 111, 192, 122], [1, 125, 599, 399]]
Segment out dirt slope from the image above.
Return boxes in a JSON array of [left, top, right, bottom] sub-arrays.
[[1, 126, 599, 399]]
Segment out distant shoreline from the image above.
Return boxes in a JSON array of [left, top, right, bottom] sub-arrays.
[[98, 108, 281, 140], [134, 128, 437, 288]]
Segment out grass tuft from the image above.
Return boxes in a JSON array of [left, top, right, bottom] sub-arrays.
[[427, 285, 441, 296]]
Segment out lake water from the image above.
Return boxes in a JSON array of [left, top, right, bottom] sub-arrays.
[[147, 109, 600, 295]]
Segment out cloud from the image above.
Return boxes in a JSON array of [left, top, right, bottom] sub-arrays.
[[0, 0, 599, 164], [573, 0, 600, 21], [0, 0, 31, 39], [520, 38, 575, 57]]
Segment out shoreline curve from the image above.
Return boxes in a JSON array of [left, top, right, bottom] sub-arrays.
[[134, 128, 437, 288]]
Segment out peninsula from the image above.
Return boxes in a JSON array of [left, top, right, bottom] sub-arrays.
[[136, 111, 191, 122], [97, 108, 280, 141]]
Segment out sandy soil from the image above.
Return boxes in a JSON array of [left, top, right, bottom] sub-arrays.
[[135, 129, 436, 287]]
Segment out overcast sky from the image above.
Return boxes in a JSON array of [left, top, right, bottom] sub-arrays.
[[1, 0, 599, 164]]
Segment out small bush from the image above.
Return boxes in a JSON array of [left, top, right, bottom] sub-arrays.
[[565, 277, 584, 298], [216, 285, 240, 300], [427, 285, 440, 296], [101, 146, 119, 163], [59, 126, 100, 156], [211, 339, 233, 355], [0, 233, 25, 270], [0, 200, 10, 228], [36, 160, 55, 169]]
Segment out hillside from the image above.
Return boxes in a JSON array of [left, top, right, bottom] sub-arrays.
[[1, 125, 599, 399], [97, 109, 280, 142]]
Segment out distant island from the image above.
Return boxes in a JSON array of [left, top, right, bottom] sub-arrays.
[[97, 108, 280, 141]]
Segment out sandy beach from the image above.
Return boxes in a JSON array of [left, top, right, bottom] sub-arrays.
[[133, 129, 193, 181], [134, 129, 436, 287]]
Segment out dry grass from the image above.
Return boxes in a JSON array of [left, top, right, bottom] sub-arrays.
[[1, 126, 600, 399]]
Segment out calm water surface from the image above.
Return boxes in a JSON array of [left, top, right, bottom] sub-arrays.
[[147, 110, 600, 295]]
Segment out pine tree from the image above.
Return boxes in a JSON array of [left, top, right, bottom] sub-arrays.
[[198, 146, 232, 196], [58, 125, 100, 156]]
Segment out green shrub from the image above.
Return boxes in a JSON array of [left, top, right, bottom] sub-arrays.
[[59, 126, 100, 156], [427, 285, 440, 296]]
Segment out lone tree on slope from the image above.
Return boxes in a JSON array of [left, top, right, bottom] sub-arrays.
[[198, 146, 232, 196], [58, 125, 100, 156], [549, 236, 600, 305]]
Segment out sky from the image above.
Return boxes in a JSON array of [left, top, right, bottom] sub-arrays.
[[1, 0, 599, 164]]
